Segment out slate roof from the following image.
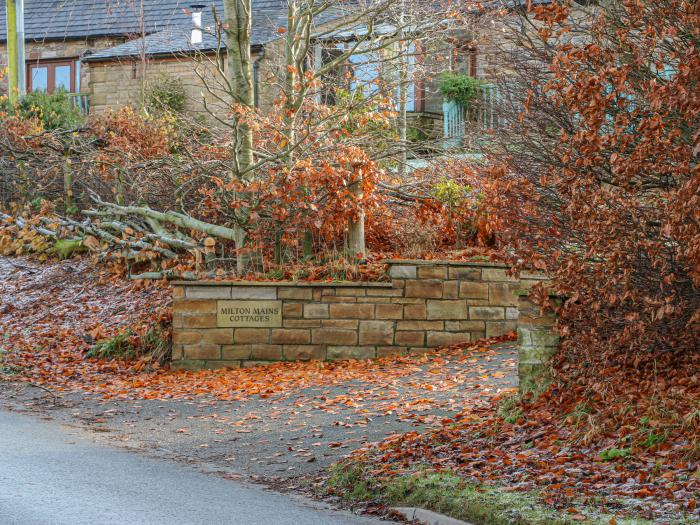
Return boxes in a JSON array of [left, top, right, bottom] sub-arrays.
[[83, 3, 346, 62], [0, 0, 286, 43], [83, 5, 297, 61]]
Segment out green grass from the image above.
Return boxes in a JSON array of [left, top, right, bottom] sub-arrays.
[[598, 447, 632, 461], [326, 462, 676, 525], [497, 394, 525, 424]]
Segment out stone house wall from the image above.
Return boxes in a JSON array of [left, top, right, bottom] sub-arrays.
[[0, 37, 125, 97], [171, 260, 548, 370], [86, 36, 287, 116]]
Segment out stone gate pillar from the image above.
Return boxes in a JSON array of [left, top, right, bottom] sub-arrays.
[[517, 291, 561, 395]]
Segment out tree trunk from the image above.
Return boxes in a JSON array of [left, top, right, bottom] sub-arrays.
[[347, 177, 366, 261], [223, 0, 255, 273]]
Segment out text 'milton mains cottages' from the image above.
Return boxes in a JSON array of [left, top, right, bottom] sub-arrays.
[[217, 300, 283, 327]]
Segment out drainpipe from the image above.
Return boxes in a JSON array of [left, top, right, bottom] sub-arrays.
[[252, 46, 265, 108]]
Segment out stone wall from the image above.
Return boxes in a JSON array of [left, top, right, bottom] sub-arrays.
[[517, 293, 561, 395], [0, 37, 125, 97], [171, 260, 548, 370], [86, 36, 287, 117]]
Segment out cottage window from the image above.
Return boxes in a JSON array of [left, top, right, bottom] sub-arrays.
[[317, 40, 420, 112], [26, 59, 79, 93]]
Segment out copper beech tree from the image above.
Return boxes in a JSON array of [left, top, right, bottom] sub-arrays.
[[483, 0, 699, 357]]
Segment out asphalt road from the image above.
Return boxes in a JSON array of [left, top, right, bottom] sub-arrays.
[[0, 410, 389, 525]]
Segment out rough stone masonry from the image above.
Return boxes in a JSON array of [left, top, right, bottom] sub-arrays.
[[170, 260, 549, 370]]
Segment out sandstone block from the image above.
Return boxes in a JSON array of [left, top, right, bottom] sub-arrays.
[[485, 321, 517, 338], [242, 360, 274, 368], [392, 279, 405, 289], [459, 282, 489, 300], [204, 360, 241, 370], [336, 288, 367, 297], [358, 297, 391, 303], [171, 360, 206, 371], [329, 303, 375, 319], [518, 315, 556, 327], [185, 286, 230, 299], [304, 303, 329, 319], [171, 344, 184, 360], [448, 267, 481, 280], [250, 344, 283, 360], [489, 283, 519, 306], [427, 300, 467, 320], [530, 330, 561, 347], [443, 281, 459, 299], [321, 296, 357, 303], [181, 314, 217, 329], [426, 331, 470, 347], [172, 331, 202, 345], [173, 299, 217, 314], [222, 345, 252, 360], [327, 346, 376, 360], [506, 307, 519, 320], [283, 303, 303, 318], [311, 328, 357, 345], [234, 328, 270, 344], [377, 346, 406, 357], [230, 287, 277, 300], [405, 280, 443, 298], [199, 328, 234, 345], [395, 331, 425, 346], [482, 268, 517, 282], [397, 320, 443, 331], [183, 344, 221, 360], [271, 329, 311, 344], [173, 287, 185, 299], [359, 320, 394, 345], [403, 303, 427, 319], [392, 298, 425, 304], [283, 345, 325, 361], [278, 288, 313, 300], [469, 306, 505, 320], [283, 320, 321, 328], [417, 266, 447, 279], [376, 304, 403, 319], [459, 320, 486, 331], [389, 265, 417, 278], [366, 288, 403, 297], [321, 319, 358, 329]]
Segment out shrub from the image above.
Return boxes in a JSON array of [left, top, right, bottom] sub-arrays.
[[438, 72, 483, 108], [12, 89, 84, 130], [144, 74, 187, 114]]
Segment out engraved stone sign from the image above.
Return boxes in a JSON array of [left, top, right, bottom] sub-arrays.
[[217, 300, 282, 327]]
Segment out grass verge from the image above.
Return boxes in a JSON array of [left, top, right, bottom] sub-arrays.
[[326, 462, 665, 525]]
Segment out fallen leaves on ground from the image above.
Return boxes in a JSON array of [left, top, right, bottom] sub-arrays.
[[0, 255, 515, 419]]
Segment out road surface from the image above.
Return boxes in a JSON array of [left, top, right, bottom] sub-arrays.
[[0, 409, 389, 525]]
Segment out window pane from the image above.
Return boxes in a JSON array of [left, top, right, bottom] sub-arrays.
[[55, 65, 72, 91], [31, 66, 48, 92], [349, 51, 380, 97]]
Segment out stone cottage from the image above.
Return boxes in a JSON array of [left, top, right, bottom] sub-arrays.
[[1, 0, 522, 139]]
